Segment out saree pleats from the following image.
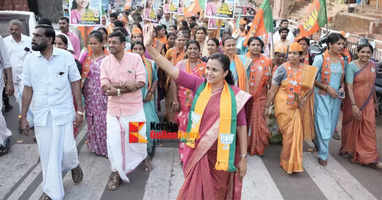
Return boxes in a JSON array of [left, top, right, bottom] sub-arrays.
[[341, 63, 378, 165]]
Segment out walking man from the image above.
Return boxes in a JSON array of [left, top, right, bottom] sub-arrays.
[[4, 19, 33, 124], [100, 31, 147, 191], [0, 35, 14, 156], [20, 24, 83, 200]]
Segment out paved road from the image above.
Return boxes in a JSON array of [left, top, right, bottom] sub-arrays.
[[1, 99, 382, 200]]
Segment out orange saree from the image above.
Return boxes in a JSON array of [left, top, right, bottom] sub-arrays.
[[247, 54, 272, 156], [274, 63, 317, 173]]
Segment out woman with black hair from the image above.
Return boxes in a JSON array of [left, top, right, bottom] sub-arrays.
[[340, 42, 382, 169], [173, 40, 207, 166], [145, 24, 251, 200], [313, 33, 347, 166], [297, 36, 313, 65], [202, 37, 219, 62], [265, 42, 318, 174], [131, 41, 160, 171], [81, 31, 108, 157], [246, 37, 272, 156], [97, 27, 109, 48]]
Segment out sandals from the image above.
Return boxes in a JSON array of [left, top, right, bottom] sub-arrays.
[[367, 162, 382, 170], [39, 193, 51, 200], [107, 172, 121, 191], [318, 158, 328, 166], [0, 137, 10, 157], [71, 165, 84, 184]]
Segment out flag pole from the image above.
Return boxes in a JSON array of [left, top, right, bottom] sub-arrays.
[[270, 31, 274, 59]]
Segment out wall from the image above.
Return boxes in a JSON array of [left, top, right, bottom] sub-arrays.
[[0, 0, 29, 11]]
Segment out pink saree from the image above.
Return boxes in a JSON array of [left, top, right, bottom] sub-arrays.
[[341, 61, 379, 164], [175, 70, 252, 200]]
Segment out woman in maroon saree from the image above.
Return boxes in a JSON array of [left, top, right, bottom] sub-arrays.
[[340, 43, 382, 168], [145, 24, 251, 200]]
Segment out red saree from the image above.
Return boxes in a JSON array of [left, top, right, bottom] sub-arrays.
[[247, 54, 272, 156], [175, 70, 252, 200], [341, 62, 379, 165]]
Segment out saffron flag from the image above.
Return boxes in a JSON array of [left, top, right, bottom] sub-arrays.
[[298, 0, 328, 37], [248, 0, 273, 37]]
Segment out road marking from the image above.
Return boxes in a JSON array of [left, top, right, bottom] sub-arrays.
[[143, 149, 285, 200], [303, 153, 378, 200], [142, 148, 176, 200], [243, 156, 284, 200], [7, 163, 41, 200], [0, 144, 39, 200], [61, 146, 110, 200], [26, 125, 89, 200]]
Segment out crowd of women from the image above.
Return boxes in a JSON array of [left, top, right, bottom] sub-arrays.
[[71, 7, 382, 197], [1, 5, 381, 199]]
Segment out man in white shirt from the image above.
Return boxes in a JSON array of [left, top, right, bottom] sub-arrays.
[[273, 19, 295, 44], [0, 36, 14, 156], [273, 27, 292, 51], [4, 19, 32, 111], [160, 12, 175, 28], [20, 24, 83, 200]]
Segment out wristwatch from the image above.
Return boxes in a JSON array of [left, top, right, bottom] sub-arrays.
[[77, 111, 85, 116], [117, 88, 121, 96]]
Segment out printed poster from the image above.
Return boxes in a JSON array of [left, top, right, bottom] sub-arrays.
[[205, 0, 235, 19], [164, 0, 180, 13], [208, 18, 224, 29], [70, 0, 102, 25], [178, 0, 184, 15], [144, 0, 162, 22], [63, 0, 70, 18], [183, 0, 199, 17], [234, 5, 255, 17], [102, 0, 109, 16]]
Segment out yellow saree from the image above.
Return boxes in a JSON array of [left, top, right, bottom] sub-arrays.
[[274, 63, 317, 174]]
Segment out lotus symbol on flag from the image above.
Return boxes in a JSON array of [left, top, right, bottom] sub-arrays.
[[302, 9, 318, 31]]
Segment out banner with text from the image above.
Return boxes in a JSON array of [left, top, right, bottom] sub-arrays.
[[205, 0, 235, 19], [70, 0, 102, 25]]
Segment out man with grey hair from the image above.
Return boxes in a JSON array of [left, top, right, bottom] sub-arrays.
[[4, 19, 32, 116]]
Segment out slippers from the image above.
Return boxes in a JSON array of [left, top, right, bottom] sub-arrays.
[[0, 137, 10, 156]]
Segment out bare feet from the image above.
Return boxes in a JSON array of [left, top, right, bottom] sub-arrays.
[[144, 157, 153, 172]]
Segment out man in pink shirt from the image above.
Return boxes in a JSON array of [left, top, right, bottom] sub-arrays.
[[100, 31, 147, 191], [58, 17, 81, 59]]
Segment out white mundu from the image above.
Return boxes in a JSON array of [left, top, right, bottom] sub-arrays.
[[107, 110, 147, 182], [22, 48, 81, 200], [0, 36, 12, 147]]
